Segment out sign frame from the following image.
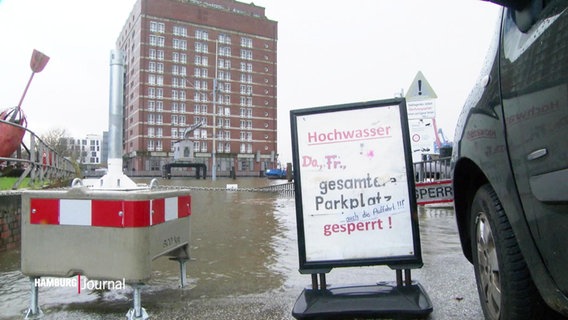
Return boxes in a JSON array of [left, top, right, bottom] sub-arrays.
[[290, 98, 422, 272]]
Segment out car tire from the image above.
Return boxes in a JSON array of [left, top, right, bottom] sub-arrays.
[[470, 184, 547, 320]]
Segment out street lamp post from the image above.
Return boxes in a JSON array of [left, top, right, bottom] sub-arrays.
[[212, 40, 219, 181], [181, 40, 219, 180], [212, 78, 217, 181]]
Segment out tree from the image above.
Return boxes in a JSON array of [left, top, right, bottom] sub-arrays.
[[40, 128, 71, 157]]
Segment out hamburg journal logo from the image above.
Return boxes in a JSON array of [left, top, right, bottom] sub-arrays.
[[33, 275, 126, 294]]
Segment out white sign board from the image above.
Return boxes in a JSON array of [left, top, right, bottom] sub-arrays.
[[406, 100, 436, 120], [290, 99, 422, 271], [409, 118, 436, 162]]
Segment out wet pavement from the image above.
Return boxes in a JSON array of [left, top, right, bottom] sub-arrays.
[[0, 178, 483, 319]]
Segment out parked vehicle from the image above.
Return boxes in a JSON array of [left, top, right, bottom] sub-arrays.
[[451, 1, 568, 319], [265, 167, 288, 179]]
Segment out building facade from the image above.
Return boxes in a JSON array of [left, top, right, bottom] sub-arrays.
[[66, 133, 108, 169], [116, 0, 278, 176]]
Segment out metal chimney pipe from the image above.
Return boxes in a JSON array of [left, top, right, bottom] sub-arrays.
[[108, 49, 125, 175]]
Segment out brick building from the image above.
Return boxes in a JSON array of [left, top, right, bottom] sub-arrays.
[[116, 0, 278, 176]]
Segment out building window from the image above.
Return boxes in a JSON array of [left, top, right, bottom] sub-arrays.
[[194, 67, 208, 78], [173, 25, 187, 36], [219, 46, 231, 57], [218, 33, 231, 44], [194, 55, 208, 66], [150, 35, 165, 47], [240, 49, 252, 60], [149, 35, 158, 46], [195, 29, 208, 40], [240, 85, 252, 95], [150, 21, 165, 33], [173, 38, 187, 50], [240, 62, 252, 72], [219, 58, 231, 70], [240, 73, 252, 83], [240, 37, 253, 48], [195, 42, 208, 53]]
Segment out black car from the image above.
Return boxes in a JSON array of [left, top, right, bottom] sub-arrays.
[[451, 0, 568, 319]]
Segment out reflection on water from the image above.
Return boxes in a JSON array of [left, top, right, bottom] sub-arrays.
[[417, 205, 462, 256], [0, 177, 464, 319]]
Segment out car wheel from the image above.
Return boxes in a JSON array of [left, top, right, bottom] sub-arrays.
[[470, 184, 546, 320]]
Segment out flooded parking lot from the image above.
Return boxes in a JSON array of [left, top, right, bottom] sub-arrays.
[[0, 178, 483, 319]]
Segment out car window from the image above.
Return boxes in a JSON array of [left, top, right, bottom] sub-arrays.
[[502, 0, 564, 62]]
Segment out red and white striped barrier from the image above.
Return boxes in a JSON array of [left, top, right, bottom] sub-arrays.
[[29, 196, 191, 227], [415, 179, 453, 205]]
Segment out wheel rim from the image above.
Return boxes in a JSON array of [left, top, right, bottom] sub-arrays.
[[476, 212, 501, 319]]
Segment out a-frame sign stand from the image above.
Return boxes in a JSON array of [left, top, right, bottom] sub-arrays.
[[292, 267, 432, 319], [289, 98, 433, 319]]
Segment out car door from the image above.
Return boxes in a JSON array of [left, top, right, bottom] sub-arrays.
[[499, 1, 568, 292]]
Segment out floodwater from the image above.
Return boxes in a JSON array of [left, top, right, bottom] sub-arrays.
[[0, 177, 482, 319]]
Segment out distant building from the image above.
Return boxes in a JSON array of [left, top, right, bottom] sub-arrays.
[[116, 0, 278, 176], [67, 133, 106, 166]]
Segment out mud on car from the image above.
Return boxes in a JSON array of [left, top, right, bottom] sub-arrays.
[[451, 0, 568, 319]]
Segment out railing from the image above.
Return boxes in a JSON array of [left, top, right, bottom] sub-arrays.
[[413, 156, 451, 183], [0, 119, 76, 189]]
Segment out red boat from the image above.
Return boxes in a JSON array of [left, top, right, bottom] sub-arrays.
[[0, 107, 27, 158], [0, 49, 49, 159]]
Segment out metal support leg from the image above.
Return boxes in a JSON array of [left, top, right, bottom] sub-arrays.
[[318, 273, 327, 291], [396, 269, 403, 287], [405, 269, 412, 285], [395, 269, 412, 287], [177, 258, 189, 288], [24, 276, 42, 319], [126, 284, 148, 320], [311, 274, 318, 290], [169, 256, 190, 288]]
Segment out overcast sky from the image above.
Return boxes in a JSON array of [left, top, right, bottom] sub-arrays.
[[0, 0, 501, 163]]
